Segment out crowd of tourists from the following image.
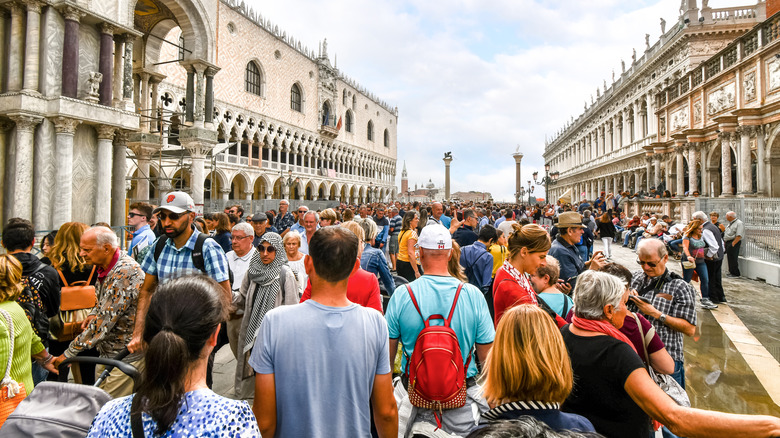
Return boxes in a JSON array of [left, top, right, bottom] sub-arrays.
[[0, 189, 773, 438]]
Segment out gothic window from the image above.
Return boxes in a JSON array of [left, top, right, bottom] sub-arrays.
[[367, 120, 374, 142], [291, 83, 302, 112], [352, 95, 357, 110], [345, 110, 353, 133], [343, 89, 347, 105], [245, 61, 263, 96], [384, 129, 389, 147], [178, 36, 185, 60]]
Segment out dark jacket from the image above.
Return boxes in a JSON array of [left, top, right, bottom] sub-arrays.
[[548, 237, 585, 289], [12, 252, 60, 318], [453, 225, 479, 248], [597, 220, 616, 239]]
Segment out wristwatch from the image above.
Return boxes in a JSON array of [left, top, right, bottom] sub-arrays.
[[659, 313, 668, 324]]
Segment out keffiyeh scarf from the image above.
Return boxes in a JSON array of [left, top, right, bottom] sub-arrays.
[[243, 232, 288, 353]]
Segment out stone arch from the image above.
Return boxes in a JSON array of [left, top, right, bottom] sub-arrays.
[[228, 172, 250, 200], [170, 167, 190, 192], [305, 180, 317, 201], [329, 183, 338, 201], [204, 168, 228, 201], [132, 0, 215, 64]]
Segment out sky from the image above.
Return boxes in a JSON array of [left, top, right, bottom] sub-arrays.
[[246, 0, 739, 202]]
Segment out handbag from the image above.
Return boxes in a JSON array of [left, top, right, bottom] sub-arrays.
[[49, 267, 97, 342], [0, 309, 27, 426], [634, 313, 690, 408]]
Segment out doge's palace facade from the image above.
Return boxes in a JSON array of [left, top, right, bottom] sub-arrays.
[[544, 0, 771, 204], [0, 0, 398, 230]]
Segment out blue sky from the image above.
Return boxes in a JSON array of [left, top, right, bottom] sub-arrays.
[[248, 0, 740, 201]]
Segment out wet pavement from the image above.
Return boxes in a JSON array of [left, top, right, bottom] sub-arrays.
[[211, 240, 780, 417]]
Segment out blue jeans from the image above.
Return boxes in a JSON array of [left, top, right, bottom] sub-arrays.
[[669, 238, 683, 253], [672, 359, 685, 389], [683, 261, 710, 299], [31, 362, 48, 385]]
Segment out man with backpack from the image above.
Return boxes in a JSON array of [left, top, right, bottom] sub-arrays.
[[128, 192, 230, 386], [386, 224, 494, 437], [460, 225, 497, 318], [1, 218, 60, 383]]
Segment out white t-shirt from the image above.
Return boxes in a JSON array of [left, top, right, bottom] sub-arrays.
[[226, 247, 256, 293], [497, 220, 518, 237]]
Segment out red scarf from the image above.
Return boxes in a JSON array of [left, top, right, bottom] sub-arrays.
[[571, 316, 637, 353]]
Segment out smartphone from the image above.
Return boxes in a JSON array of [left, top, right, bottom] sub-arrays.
[[564, 275, 578, 285], [592, 251, 604, 259], [456, 210, 464, 221], [629, 295, 651, 304]]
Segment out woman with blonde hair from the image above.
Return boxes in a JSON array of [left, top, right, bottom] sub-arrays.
[[0, 255, 58, 412], [47, 222, 99, 384], [479, 305, 594, 432], [492, 224, 562, 327], [282, 231, 307, 296], [448, 241, 467, 282], [319, 208, 338, 226]]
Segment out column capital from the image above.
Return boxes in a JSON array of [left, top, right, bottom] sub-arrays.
[[8, 1, 24, 15], [99, 22, 115, 36], [114, 130, 130, 145], [10, 114, 42, 132], [53, 117, 80, 134], [205, 66, 221, 77], [60, 5, 84, 22], [97, 125, 116, 140], [21, 0, 43, 14], [219, 188, 231, 195]]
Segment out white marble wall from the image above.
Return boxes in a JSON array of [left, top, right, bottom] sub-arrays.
[[33, 119, 55, 230], [77, 24, 99, 101], [2, 130, 15, 222], [72, 125, 97, 223], [41, 7, 64, 97]]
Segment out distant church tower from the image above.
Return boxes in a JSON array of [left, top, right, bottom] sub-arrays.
[[401, 161, 408, 194]]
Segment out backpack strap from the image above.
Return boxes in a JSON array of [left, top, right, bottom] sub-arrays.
[[191, 233, 209, 274], [56, 269, 70, 287], [85, 265, 96, 285], [405, 284, 424, 323], [152, 236, 168, 263], [130, 394, 145, 437], [444, 283, 464, 327]]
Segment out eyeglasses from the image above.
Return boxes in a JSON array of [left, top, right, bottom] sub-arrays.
[[298, 210, 307, 213], [231, 235, 252, 241], [637, 259, 660, 268], [258, 245, 276, 254], [127, 212, 142, 218], [158, 212, 184, 221]]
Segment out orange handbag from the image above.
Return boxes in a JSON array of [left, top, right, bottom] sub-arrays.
[[0, 309, 26, 426], [50, 267, 97, 341]]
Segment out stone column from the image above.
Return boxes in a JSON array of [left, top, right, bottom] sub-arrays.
[[738, 126, 753, 196], [634, 170, 641, 193], [22, 0, 43, 93], [112, 132, 128, 226], [512, 152, 523, 203], [9, 115, 42, 220], [653, 157, 661, 189], [150, 77, 161, 131], [194, 64, 206, 127], [60, 7, 81, 98], [721, 132, 733, 196], [123, 38, 134, 105], [205, 67, 217, 125], [443, 155, 453, 201], [140, 73, 151, 131], [220, 188, 230, 202], [94, 126, 115, 224], [645, 158, 652, 191], [98, 23, 115, 106], [52, 118, 79, 227], [621, 173, 627, 193], [8, 3, 24, 92], [184, 66, 195, 123], [131, 146, 152, 200], [112, 35, 125, 107], [0, 10, 6, 90], [675, 148, 685, 197], [688, 145, 698, 194], [756, 126, 767, 195], [0, 121, 13, 227]]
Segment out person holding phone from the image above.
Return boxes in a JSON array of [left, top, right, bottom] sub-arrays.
[[548, 212, 606, 293]]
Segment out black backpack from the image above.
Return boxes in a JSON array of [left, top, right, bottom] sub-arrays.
[[18, 264, 49, 344], [152, 234, 234, 286]]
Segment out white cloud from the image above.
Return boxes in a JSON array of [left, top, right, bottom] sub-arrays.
[[246, 0, 743, 201]]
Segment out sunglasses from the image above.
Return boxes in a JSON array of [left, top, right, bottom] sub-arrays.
[[636, 259, 659, 268], [158, 212, 184, 221], [258, 245, 276, 254], [298, 210, 307, 213], [127, 212, 142, 218]]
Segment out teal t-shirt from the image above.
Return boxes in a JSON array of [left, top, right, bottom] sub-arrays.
[[387, 275, 495, 378], [538, 292, 574, 317]]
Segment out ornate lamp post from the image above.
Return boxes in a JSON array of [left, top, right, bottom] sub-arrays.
[[532, 164, 559, 205]]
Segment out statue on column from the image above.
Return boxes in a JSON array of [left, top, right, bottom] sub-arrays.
[[660, 18, 667, 34]]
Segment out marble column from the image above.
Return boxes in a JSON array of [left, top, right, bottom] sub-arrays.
[[22, 0, 42, 93], [98, 23, 114, 106], [112, 132, 128, 226], [185, 66, 195, 123], [738, 127, 753, 196], [112, 35, 125, 107], [60, 7, 81, 98], [52, 118, 79, 227], [0, 121, 13, 227], [140, 73, 151, 131], [622, 173, 627, 193], [756, 126, 767, 195], [443, 155, 453, 201], [133, 149, 151, 200], [634, 170, 641, 193], [688, 144, 701, 196], [653, 157, 661, 190], [94, 127, 115, 224], [8, 3, 24, 92], [220, 188, 230, 203], [194, 64, 205, 127], [123, 38, 134, 107], [721, 132, 734, 196], [10, 115, 42, 220], [205, 67, 217, 125], [676, 148, 685, 197], [150, 78, 160, 131], [513, 152, 523, 203], [644, 158, 652, 191]]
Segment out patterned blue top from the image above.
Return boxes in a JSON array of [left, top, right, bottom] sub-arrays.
[[140, 229, 230, 285], [87, 389, 260, 437], [275, 212, 295, 233]]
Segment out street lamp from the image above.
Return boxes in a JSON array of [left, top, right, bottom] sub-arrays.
[[532, 164, 559, 205]]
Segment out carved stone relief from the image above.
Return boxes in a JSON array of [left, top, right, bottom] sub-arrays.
[[659, 116, 666, 136], [671, 105, 689, 132], [690, 39, 729, 56], [768, 59, 780, 93], [707, 82, 735, 115], [72, 125, 97, 224], [77, 25, 100, 100], [693, 100, 702, 124], [744, 71, 756, 102]]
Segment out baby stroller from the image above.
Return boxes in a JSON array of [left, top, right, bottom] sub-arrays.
[[0, 349, 139, 437]]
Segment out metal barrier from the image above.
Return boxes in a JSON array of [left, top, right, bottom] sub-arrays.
[[0, 226, 130, 257], [695, 198, 780, 264]]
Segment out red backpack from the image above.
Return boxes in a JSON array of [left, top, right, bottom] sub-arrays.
[[404, 283, 470, 428]]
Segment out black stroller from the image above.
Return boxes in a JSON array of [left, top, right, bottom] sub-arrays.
[[0, 349, 139, 437]]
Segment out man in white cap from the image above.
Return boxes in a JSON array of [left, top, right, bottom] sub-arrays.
[[129, 191, 231, 385], [385, 224, 495, 437]]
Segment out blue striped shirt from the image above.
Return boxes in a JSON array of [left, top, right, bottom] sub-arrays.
[[140, 229, 230, 285]]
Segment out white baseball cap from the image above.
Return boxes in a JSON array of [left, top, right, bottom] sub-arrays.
[[153, 191, 196, 214], [418, 224, 452, 250]]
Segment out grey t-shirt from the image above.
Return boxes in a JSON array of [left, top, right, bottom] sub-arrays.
[[249, 300, 390, 437]]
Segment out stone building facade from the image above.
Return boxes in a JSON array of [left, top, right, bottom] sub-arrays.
[[0, 0, 398, 230], [543, 1, 777, 212]]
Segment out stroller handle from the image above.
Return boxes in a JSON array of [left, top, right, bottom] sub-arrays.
[[60, 348, 140, 385]]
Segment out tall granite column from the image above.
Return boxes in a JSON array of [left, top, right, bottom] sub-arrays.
[[675, 148, 685, 197], [653, 157, 661, 190], [513, 152, 523, 203], [22, 0, 42, 93], [140, 73, 151, 131], [738, 126, 753, 196], [721, 132, 733, 196], [443, 155, 453, 201], [205, 67, 217, 126], [185, 66, 195, 123], [98, 23, 115, 106], [688, 145, 698, 194], [52, 117, 79, 227], [94, 127, 115, 224], [10, 115, 42, 219], [645, 158, 652, 192], [111, 132, 128, 226], [7, 3, 24, 92], [60, 7, 81, 98], [112, 35, 125, 107], [0, 122, 13, 227], [122, 37, 134, 108], [194, 64, 206, 127]]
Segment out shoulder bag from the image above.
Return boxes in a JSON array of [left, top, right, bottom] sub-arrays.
[[0, 309, 26, 426], [634, 313, 690, 407]]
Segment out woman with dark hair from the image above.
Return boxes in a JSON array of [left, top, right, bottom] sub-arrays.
[[212, 212, 232, 253], [596, 212, 615, 261], [39, 231, 57, 265], [87, 275, 259, 437]]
